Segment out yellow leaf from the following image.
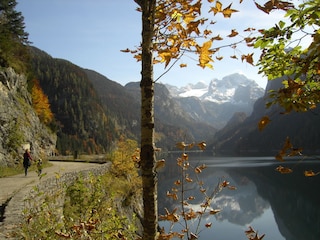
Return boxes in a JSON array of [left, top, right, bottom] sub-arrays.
[[183, 13, 195, 24], [158, 51, 172, 67], [209, 1, 222, 15], [197, 40, 213, 68], [171, 10, 183, 22], [180, 63, 187, 68], [222, 4, 239, 18], [134, 54, 141, 62]]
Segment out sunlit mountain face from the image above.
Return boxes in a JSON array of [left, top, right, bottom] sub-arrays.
[[165, 73, 264, 104], [164, 73, 264, 129]]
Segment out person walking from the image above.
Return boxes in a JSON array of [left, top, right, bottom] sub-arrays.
[[23, 149, 32, 176], [36, 158, 43, 176]]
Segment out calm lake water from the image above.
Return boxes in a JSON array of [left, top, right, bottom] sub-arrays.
[[157, 155, 320, 240]]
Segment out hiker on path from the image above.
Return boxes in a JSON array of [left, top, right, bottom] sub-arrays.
[[23, 149, 32, 176], [36, 158, 43, 176]]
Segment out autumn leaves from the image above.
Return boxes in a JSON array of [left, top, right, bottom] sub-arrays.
[[122, 0, 256, 72]]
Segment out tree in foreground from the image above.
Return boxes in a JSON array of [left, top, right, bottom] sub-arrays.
[[127, 0, 294, 239]]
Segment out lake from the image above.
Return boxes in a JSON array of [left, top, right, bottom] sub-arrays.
[[157, 155, 320, 240]]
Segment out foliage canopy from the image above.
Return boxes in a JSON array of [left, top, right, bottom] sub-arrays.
[[255, 0, 320, 113]]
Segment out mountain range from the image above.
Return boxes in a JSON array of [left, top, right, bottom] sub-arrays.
[[2, 45, 319, 166], [165, 74, 264, 129], [29, 46, 320, 156], [27, 46, 320, 156]]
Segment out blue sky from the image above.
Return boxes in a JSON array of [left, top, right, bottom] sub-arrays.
[[16, 0, 287, 88]]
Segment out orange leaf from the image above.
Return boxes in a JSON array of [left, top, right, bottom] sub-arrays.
[[155, 159, 165, 170], [241, 53, 254, 65], [120, 48, 131, 53], [209, 209, 221, 215], [304, 170, 320, 177], [176, 142, 187, 150], [275, 165, 293, 174], [258, 116, 270, 131], [195, 167, 202, 174], [197, 141, 206, 150], [174, 179, 181, 185], [205, 222, 212, 228], [227, 29, 238, 37]]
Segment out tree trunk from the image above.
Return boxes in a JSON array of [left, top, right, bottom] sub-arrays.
[[140, 0, 158, 239]]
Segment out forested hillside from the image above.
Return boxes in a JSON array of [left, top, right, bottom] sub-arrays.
[[0, 0, 56, 166], [28, 47, 118, 154], [28, 47, 216, 153], [125, 82, 217, 149]]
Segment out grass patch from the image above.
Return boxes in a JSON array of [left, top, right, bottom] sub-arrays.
[[0, 160, 52, 178]]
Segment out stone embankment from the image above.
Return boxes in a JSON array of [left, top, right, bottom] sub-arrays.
[[0, 161, 110, 239]]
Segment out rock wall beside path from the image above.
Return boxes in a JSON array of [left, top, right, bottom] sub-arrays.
[[0, 162, 111, 239]]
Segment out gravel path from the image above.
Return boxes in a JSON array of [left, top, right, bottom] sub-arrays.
[[0, 161, 102, 238]]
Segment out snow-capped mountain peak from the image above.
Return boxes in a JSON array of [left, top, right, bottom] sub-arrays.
[[166, 73, 264, 104]]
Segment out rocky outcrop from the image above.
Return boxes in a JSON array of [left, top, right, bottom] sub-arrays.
[[0, 67, 56, 167]]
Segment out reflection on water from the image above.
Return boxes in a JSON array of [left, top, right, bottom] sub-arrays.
[[158, 156, 320, 240]]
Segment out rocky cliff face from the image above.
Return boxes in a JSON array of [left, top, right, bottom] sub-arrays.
[[0, 67, 56, 167]]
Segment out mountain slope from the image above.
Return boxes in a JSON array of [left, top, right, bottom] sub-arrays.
[[125, 82, 217, 149], [29, 47, 118, 154], [166, 73, 264, 129], [212, 78, 320, 156], [84, 69, 140, 139], [0, 67, 56, 166]]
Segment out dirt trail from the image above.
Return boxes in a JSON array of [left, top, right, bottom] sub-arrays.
[[0, 161, 101, 238], [0, 161, 99, 206]]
